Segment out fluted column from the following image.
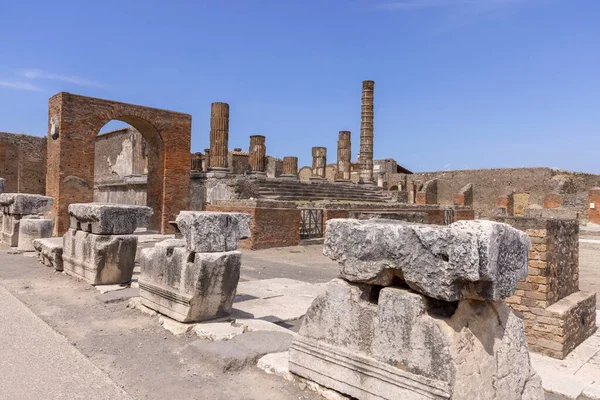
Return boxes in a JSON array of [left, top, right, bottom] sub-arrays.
[[336, 131, 351, 182], [359, 80, 374, 184], [248, 135, 266, 174], [311, 147, 327, 180], [209, 102, 229, 171], [281, 156, 298, 179]]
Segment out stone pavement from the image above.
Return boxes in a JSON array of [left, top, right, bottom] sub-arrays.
[[0, 284, 132, 400]]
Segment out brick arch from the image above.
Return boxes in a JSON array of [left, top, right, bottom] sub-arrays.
[[47, 92, 191, 235]]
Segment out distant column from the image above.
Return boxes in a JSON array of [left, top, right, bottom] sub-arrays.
[[203, 148, 210, 171], [281, 156, 298, 178], [359, 80, 374, 184], [248, 135, 266, 174], [311, 147, 327, 180], [209, 102, 229, 171], [336, 131, 351, 182]]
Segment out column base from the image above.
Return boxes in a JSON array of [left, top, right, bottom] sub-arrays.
[[309, 177, 328, 182], [279, 175, 298, 180]]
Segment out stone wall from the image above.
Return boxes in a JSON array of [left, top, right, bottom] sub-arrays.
[[94, 127, 147, 184], [389, 168, 600, 219], [0, 132, 47, 194]]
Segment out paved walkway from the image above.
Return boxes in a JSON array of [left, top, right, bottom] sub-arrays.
[[0, 285, 132, 400]]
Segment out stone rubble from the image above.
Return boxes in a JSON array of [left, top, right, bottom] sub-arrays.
[[139, 211, 251, 323], [290, 218, 544, 400]]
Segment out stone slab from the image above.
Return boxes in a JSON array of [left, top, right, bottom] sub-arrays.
[[324, 219, 530, 302], [17, 218, 53, 252], [0, 193, 54, 216], [68, 203, 153, 235], [194, 322, 245, 341], [175, 211, 251, 253], [62, 229, 138, 285], [32, 237, 63, 271], [257, 351, 294, 381], [96, 288, 140, 304], [1, 214, 19, 247]]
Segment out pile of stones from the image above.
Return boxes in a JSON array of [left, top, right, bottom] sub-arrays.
[[0, 193, 54, 248], [62, 203, 152, 285], [139, 211, 251, 322], [289, 218, 545, 400]]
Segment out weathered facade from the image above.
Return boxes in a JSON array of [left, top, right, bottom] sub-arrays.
[[0, 132, 47, 194]]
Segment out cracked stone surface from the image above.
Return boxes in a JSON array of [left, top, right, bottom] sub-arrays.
[[0, 193, 54, 216], [176, 211, 251, 253], [69, 203, 152, 235]]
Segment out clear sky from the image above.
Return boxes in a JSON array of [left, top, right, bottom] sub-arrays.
[[1, 0, 599, 173]]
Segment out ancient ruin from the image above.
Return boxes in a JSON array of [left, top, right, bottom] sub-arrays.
[[310, 147, 327, 180], [17, 217, 53, 252], [248, 135, 266, 174], [289, 218, 544, 399], [336, 131, 351, 182], [62, 203, 152, 285], [139, 211, 251, 322], [208, 102, 229, 171], [0, 193, 53, 247], [359, 80, 375, 184], [281, 156, 298, 179]]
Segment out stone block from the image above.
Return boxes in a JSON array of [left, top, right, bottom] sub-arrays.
[[1, 213, 20, 247], [17, 218, 53, 251], [62, 229, 138, 285], [324, 219, 530, 302], [289, 279, 544, 400], [0, 193, 54, 216], [32, 237, 64, 271], [175, 211, 251, 253], [68, 203, 152, 235], [139, 240, 241, 322]]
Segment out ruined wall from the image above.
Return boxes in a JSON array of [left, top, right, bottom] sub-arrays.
[[94, 127, 148, 184], [389, 168, 600, 218], [0, 132, 47, 194]]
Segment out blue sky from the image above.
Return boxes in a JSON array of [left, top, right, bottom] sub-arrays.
[[1, 0, 599, 173]]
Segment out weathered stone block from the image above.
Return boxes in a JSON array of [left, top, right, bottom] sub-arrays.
[[62, 229, 138, 285], [175, 211, 251, 253], [139, 240, 241, 322], [33, 237, 64, 271], [324, 219, 530, 302], [68, 203, 152, 235], [0, 193, 54, 215], [1, 213, 20, 247], [17, 218, 53, 251], [289, 279, 544, 400]]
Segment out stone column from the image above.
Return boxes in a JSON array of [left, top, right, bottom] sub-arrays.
[[281, 156, 298, 179], [359, 80, 374, 184], [336, 131, 351, 182], [203, 148, 210, 171], [209, 102, 229, 171], [311, 147, 327, 180], [248, 135, 266, 174]]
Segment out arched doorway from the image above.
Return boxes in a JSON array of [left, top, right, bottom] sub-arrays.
[[46, 92, 192, 235]]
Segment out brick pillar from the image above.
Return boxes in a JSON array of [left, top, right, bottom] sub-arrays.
[[359, 80, 374, 184], [203, 148, 210, 171], [281, 156, 298, 178], [336, 131, 351, 182], [589, 187, 600, 224], [248, 135, 266, 174], [209, 102, 229, 171], [311, 147, 327, 180]]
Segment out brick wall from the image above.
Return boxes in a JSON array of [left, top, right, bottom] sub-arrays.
[[589, 188, 600, 224], [544, 193, 562, 209], [0, 132, 47, 194]]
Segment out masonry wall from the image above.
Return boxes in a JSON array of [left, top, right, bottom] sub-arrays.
[[0, 132, 47, 194], [94, 127, 147, 184], [388, 168, 600, 219]]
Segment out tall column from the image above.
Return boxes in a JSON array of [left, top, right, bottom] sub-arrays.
[[203, 148, 210, 171], [359, 80, 374, 184], [248, 135, 266, 174], [281, 156, 298, 178], [209, 102, 229, 171], [336, 131, 351, 182], [311, 147, 327, 180]]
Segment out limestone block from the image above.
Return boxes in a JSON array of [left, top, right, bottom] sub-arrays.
[[0, 193, 54, 215], [324, 219, 530, 302], [289, 279, 544, 400], [1, 213, 20, 247], [62, 229, 138, 285], [32, 237, 64, 271], [17, 218, 53, 251], [175, 211, 251, 253], [68, 203, 153, 235], [0, 178, 5, 194], [139, 240, 241, 322]]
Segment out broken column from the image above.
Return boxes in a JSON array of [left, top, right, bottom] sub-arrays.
[[62, 203, 152, 285], [289, 218, 544, 400], [209, 102, 229, 171], [359, 80, 374, 184], [203, 148, 211, 171], [281, 156, 298, 179], [335, 131, 351, 182], [310, 147, 327, 180], [0, 193, 54, 247], [139, 211, 251, 322], [493, 216, 597, 359], [248, 135, 266, 174]]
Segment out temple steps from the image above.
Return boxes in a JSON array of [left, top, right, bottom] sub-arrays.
[[256, 179, 391, 203]]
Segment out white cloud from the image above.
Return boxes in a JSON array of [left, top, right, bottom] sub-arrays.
[[0, 80, 42, 91], [23, 69, 105, 88]]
